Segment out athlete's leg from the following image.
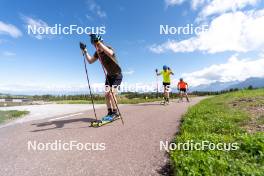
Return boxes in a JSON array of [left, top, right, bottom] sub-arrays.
[[179, 90, 183, 101], [166, 85, 170, 102], [105, 86, 113, 114], [109, 86, 118, 110], [105, 75, 113, 115], [163, 85, 166, 102], [185, 92, 190, 102], [108, 74, 122, 115]]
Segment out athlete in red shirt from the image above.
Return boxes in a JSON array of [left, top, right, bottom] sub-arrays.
[[177, 78, 190, 102]]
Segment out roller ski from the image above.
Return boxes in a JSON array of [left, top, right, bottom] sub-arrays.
[[177, 98, 183, 103], [178, 97, 190, 103], [90, 113, 120, 127], [160, 98, 170, 105], [160, 101, 169, 105]]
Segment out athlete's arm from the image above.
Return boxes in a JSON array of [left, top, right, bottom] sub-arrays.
[[83, 49, 98, 64], [96, 42, 114, 58]]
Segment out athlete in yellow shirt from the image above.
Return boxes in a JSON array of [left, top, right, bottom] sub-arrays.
[[156, 65, 174, 104]]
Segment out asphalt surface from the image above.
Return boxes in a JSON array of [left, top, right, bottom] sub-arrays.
[[0, 97, 205, 176]]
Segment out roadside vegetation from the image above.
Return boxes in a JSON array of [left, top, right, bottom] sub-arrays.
[[170, 88, 264, 175], [0, 89, 240, 106], [0, 110, 29, 124]]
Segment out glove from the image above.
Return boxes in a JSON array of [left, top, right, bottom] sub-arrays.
[[80, 42, 86, 50], [90, 34, 103, 44]]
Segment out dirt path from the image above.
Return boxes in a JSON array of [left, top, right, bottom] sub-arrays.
[[0, 97, 206, 176]]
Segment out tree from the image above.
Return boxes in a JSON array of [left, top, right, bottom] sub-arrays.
[[248, 85, 253, 90]]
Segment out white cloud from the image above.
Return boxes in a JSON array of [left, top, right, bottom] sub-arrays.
[[191, 0, 207, 10], [259, 50, 264, 58], [200, 0, 259, 18], [165, 0, 185, 7], [165, 0, 259, 13], [22, 16, 50, 40], [2, 51, 16, 56], [0, 21, 22, 38], [181, 54, 264, 87], [149, 38, 199, 53], [87, 0, 107, 18], [165, 0, 206, 8], [150, 9, 264, 54]]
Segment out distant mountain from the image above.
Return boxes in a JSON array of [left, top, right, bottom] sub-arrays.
[[228, 77, 264, 89], [191, 77, 264, 92], [191, 81, 239, 92]]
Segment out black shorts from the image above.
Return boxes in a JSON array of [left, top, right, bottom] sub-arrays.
[[180, 88, 187, 92], [105, 74, 123, 87], [163, 82, 170, 87]]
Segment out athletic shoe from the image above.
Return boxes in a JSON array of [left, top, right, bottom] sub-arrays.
[[102, 115, 113, 121], [111, 112, 120, 120]]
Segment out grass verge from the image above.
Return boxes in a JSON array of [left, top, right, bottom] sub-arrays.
[[170, 89, 264, 175], [0, 110, 29, 124]]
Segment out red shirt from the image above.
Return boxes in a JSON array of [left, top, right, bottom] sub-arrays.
[[177, 81, 188, 89]]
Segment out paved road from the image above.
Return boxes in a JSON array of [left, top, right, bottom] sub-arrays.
[[0, 97, 206, 176]]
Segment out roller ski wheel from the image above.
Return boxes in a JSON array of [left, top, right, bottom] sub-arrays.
[[90, 114, 120, 127]]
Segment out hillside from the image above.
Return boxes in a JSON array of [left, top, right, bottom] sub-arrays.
[[170, 88, 264, 175]]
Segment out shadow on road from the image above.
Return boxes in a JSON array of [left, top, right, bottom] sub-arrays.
[[156, 159, 173, 176], [31, 118, 95, 132]]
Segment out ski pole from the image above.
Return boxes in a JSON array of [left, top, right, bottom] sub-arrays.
[[82, 52, 97, 120], [95, 45, 124, 125], [155, 69, 159, 98]]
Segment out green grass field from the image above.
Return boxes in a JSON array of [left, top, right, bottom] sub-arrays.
[[170, 89, 264, 175], [0, 110, 29, 124]]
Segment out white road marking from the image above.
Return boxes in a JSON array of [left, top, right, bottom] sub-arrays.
[[48, 112, 84, 121]]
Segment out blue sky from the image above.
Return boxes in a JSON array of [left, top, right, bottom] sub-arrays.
[[0, 0, 264, 94]]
